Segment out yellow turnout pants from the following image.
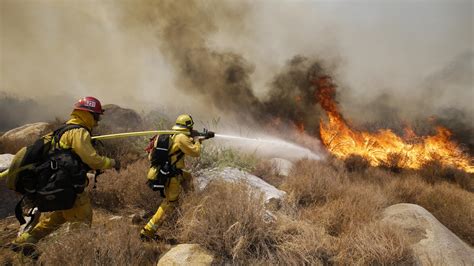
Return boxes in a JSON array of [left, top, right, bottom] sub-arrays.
[[15, 193, 92, 244], [143, 171, 191, 235]]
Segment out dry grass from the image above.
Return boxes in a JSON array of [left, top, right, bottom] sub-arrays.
[[281, 160, 348, 207], [37, 220, 161, 265], [175, 180, 326, 264], [386, 176, 474, 245], [1, 136, 472, 264], [251, 159, 284, 187], [188, 144, 259, 172], [278, 160, 413, 264], [335, 222, 413, 265], [380, 152, 407, 173], [343, 154, 370, 173], [90, 159, 161, 213], [418, 160, 473, 192]]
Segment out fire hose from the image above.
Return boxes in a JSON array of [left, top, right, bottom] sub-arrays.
[[0, 130, 215, 181], [91, 129, 215, 141]]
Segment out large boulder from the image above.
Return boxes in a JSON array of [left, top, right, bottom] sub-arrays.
[[196, 167, 286, 202], [0, 154, 14, 171], [382, 203, 474, 265], [99, 104, 143, 132], [157, 244, 214, 266], [268, 158, 294, 177], [0, 154, 18, 219], [0, 122, 52, 145]]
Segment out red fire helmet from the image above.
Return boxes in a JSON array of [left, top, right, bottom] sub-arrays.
[[73, 96, 104, 114]]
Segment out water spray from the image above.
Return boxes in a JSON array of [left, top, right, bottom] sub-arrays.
[[214, 134, 321, 161]]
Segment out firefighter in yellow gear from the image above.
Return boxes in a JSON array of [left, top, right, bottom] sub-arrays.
[[140, 114, 202, 240], [12, 97, 118, 246]]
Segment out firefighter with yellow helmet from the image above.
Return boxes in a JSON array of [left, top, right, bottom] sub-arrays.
[[140, 114, 205, 241]]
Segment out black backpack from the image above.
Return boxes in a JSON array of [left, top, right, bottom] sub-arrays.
[[13, 124, 90, 224], [148, 134, 183, 196]]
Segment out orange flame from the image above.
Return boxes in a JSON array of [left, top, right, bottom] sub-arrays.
[[315, 76, 473, 173]]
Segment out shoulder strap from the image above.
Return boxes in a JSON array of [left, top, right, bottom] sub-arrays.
[[168, 134, 184, 167], [51, 124, 88, 150], [171, 152, 185, 167]]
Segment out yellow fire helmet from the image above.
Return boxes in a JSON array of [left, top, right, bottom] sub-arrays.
[[172, 114, 194, 130]]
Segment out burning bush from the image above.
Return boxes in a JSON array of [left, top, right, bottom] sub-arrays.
[[379, 152, 407, 173], [314, 74, 473, 174], [343, 154, 370, 172]]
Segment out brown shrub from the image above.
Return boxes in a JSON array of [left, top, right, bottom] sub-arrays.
[[94, 138, 146, 167], [176, 181, 326, 264], [90, 159, 162, 213], [380, 152, 407, 173], [419, 160, 473, 191], [344, 154, 370, 173], [281, 159, 413, 264], [282, 159, 348, 207], [385, 174, 426, 203], [357, 166, 399, 185], [177, 180, 270, 262], [37, 221, 161, 265], [415, 183, 474, 245], [302, 184, 388, 237], [270, 217, 330, 265], [335, 222, 414, 265], [252, 159, 284, 188]]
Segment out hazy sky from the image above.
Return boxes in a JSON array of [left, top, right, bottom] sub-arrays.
[[0, 0, 472, 122]]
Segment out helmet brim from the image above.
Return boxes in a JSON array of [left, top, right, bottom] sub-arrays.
[[172, 125, 190, 131], [74, 106, 104, 115]]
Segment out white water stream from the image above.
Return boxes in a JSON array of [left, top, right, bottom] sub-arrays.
[[214, 134, 322, 161]]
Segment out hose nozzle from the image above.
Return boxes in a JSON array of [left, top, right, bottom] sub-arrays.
[[192, 128, 215, 139]]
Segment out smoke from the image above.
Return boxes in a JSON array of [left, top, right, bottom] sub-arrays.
[[1, 0, 472, 150], [116, 0, 264, 122], [0, 93, 43, 131], [0, 0, 182, 116]]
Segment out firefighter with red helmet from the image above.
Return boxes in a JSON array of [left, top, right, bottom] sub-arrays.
[[12, 96, 120, 246]]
